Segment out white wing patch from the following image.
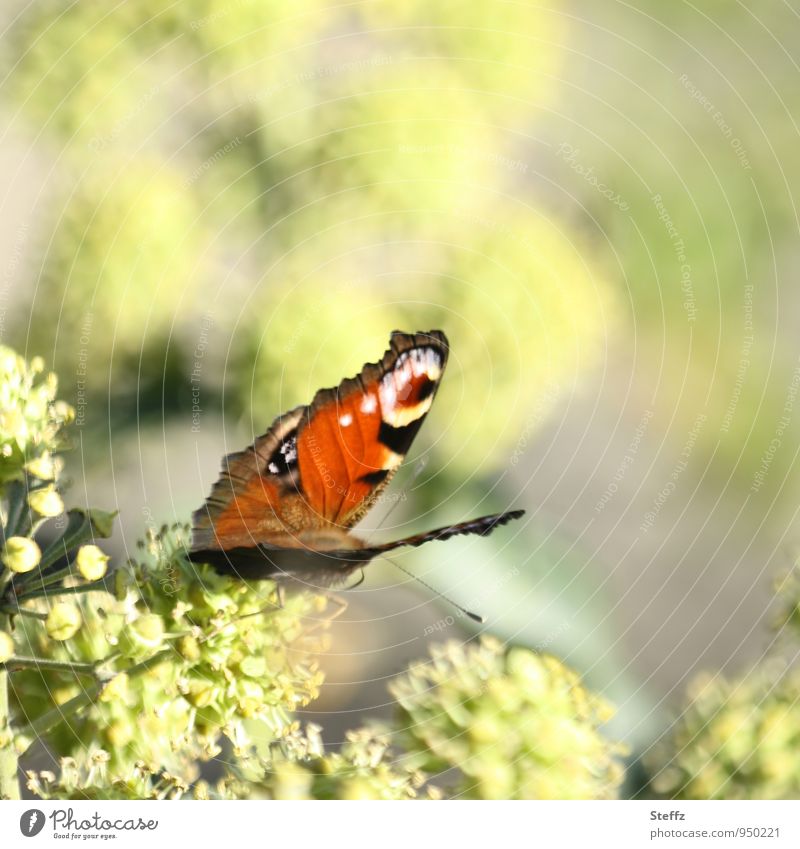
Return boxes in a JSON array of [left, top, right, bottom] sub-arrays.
[[379, 346, 442, 428], [360, 393, 378, 414]]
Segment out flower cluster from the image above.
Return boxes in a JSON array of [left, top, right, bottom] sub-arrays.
[[389, 637, 626, 799], [0, 346, 73, 485], [219, 724, 434, 801], [26, 749, 192, 800], [647, 663, 800, 799], [12, 525, 329, 779], [648, 562, 800, 800]]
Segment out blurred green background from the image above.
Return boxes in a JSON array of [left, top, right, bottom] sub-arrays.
[[1, 0, 798, 787]]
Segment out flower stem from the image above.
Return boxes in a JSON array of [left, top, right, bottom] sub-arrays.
[[0, 613, 20, 799], [11, 578, 112, 603], [1, 656, 99, 676], [0, 605, 48, 621]]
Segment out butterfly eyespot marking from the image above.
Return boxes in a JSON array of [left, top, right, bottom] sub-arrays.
[[264, 432, 298, 478]]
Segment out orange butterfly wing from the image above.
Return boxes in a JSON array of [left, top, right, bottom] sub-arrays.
[[191, 330, 449, 552]]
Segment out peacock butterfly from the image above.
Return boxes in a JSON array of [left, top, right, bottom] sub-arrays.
[[189, 330, 524, 586]]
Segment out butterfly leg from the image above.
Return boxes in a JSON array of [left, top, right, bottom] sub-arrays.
[[307, 571, 363, 631], [205, 582, 288, 638]]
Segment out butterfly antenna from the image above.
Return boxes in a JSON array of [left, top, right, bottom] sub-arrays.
[[381, 554, 484, 624], [347, 568, 367, 590]]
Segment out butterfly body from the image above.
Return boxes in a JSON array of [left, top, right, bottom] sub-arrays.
[[189, 330, 524, 585], [189, 538, 374, 584]]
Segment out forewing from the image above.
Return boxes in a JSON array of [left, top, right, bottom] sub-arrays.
[[296, 329, 449, 528], [191, 329, 449, 551]]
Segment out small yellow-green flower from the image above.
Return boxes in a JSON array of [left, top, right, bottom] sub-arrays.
[[45, 603, 81, 641], [25, 453, 57, 481], [0, 630, 14, 663], [76, 544, 109, 581], [176, 635, 200, 662], [28, 486, 64, 517], [184, 678, 215, 708], [99, 673, 129, 704], [238, 655, 266, 678], [2, 536, 41, 573], [129, 614, 164, 650]]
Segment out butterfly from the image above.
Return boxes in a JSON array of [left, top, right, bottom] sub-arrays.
[[189, 330, 524, 587]]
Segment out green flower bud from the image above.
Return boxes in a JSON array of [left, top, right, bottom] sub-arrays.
[[238, 655, 266, 678], [46, 603, 81, 641], [88, 508, 117, 538], [114, 568, 130, 601], [130, 614, 165, 649], [187, 581, 208, 608], [184, 679, 216, 708], [177, 635, 201, 662], [507, 646, 548, 698], [99, 673, 129, 704], [76, 544, 109, 581], [23, 395, 46, 421], [0, 630, 14, 663], [13, 734, 32, 756], [28, 486, 64, 517], [2, 536, 41, 573]]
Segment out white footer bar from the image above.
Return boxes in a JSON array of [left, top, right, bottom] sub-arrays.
[[1, 799, 798, 848]]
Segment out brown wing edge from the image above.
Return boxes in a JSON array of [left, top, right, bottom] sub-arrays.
[[190, 405, 306, 551], [304, 329, 450, 417]]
